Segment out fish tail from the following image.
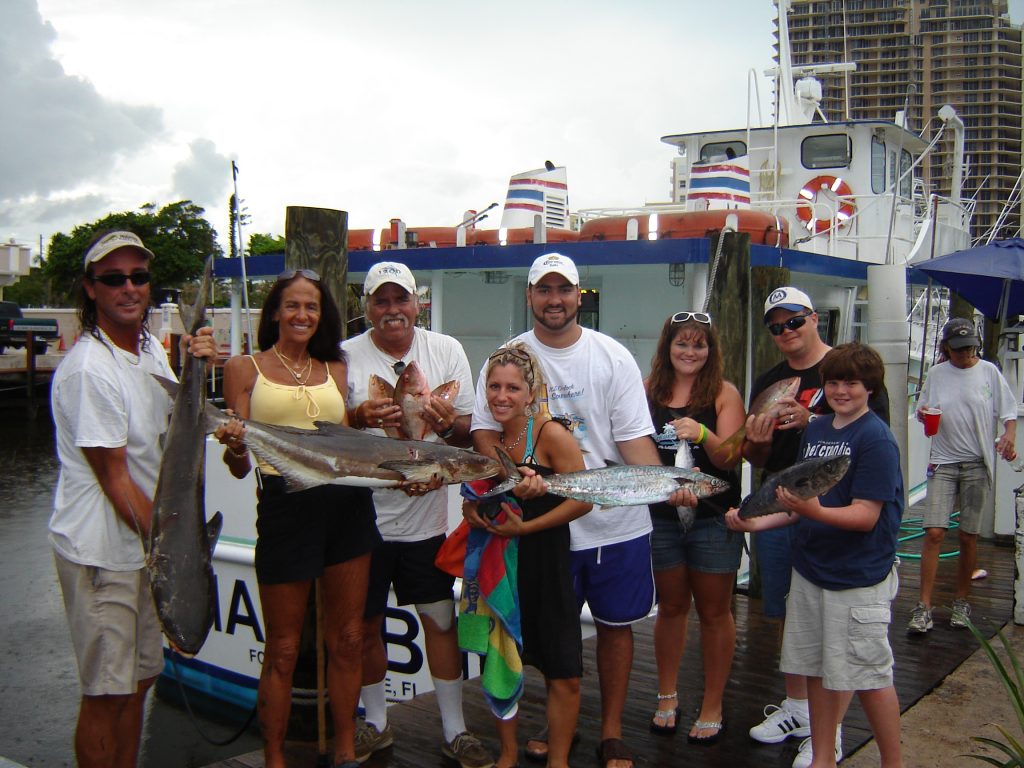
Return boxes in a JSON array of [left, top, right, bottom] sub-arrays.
[[178, 257, 213, 334], [712, 429, 744, 464], [494, 447, 522, 481]]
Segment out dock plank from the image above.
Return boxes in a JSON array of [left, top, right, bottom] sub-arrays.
[[204, 504, 1015, 767]]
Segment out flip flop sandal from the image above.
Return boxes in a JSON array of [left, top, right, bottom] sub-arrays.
[[650, 705, 680, 735], [596, 737, 634, 768], [524, 727, 580, 763], [687, 716, 726, 745]]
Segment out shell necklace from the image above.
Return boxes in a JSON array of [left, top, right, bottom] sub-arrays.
[[272, 344, 313, 386], [500, 421, 529, 452]]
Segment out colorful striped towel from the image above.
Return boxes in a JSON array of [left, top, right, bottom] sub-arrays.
[[458, 482, 523, 718]]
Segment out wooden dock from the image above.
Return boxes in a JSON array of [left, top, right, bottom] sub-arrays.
[[205, 512, 1015, 768]]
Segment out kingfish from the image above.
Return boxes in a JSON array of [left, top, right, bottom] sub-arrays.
[[714, 376, 801, 464], [369, 361, 461, 440], [148, 258, 221, 657], [482, 448, 730, 507], [737, 455, 851, 519], [152, 383, 502, 492]]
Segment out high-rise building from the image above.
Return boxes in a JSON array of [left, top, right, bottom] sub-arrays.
[[782, 0, 1022, 240]]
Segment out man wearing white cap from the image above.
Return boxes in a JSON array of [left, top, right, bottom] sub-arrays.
[[343, 261, 492, 768], [741, 286, 888, 767], [472, 253, 697, 768], [49, 230, 217, 767]]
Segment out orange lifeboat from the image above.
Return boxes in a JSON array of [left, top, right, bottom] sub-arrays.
[[577, 216, 652, 242], [378, 226, 461, 249], [657, 210, 788, 247], [347, 229, 376, 251]]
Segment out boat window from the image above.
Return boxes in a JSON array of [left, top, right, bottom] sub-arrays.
[[699, 142, 747, 163], [871, 135, 886, 194], [578, 288, 599, 330], [900, 149, 912, 197], [801, 134, 852, 169]]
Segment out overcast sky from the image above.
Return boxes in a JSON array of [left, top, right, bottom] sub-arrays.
[[4, 0, 1023, 257]]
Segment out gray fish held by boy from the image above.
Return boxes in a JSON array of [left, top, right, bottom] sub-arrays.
[[148, 258, 222, 657], [483, 447, 730, 507], [737, 455, 851, 519], [154, 382, 503, 492]]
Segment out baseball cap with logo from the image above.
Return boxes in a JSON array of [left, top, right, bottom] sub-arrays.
[[528, 253, 580, 286], [364, 261, 417, 296], [83, 231, 155, 269], [941, 317, 981, 349], [763, 286, 815, 321]]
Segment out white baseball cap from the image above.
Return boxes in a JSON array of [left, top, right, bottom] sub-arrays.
[[528, 253, 579, 286], [83, 231, 155, 269], [364, 261, 417, 296], [763, 286, 814, 321]]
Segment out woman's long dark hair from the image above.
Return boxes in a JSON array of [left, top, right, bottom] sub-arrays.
[[257, 274, 344, 362], [647, 316, 723, 412], [78, 229, 153, 352]]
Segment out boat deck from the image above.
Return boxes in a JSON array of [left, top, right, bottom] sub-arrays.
[[205, 508, 1015, 768]]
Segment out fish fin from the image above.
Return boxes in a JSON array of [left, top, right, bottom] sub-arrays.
[[178, 257, 213, 334], [205, 511, 223, 555], [312, 420, 361, 436], [377, 460, 440, 483], [604, 460, 621, 467], [494, 447, 524, 481], [152, 374, 178, 398], [712, 428, 744, 464]]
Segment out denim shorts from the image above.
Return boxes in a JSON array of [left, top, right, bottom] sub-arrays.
[[754, 525, 797, 619], [781, 565, 898, 692], [924, 460, 990, 535], [650, 514, 743, 575]]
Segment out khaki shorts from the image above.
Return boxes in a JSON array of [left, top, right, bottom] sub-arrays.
[[924, 460, 990, 535], [54, 551, 164, 696], [780, 565, 898, 692]]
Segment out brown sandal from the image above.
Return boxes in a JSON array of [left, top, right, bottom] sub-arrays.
[[596, 738, 634, 768]]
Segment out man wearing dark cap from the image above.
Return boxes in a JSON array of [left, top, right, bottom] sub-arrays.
[[49, 230, 216, 767], [908, 317, 1017, 634]]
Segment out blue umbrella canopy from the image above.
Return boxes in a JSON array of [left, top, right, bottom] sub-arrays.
[[911, 238, 1024, 321]]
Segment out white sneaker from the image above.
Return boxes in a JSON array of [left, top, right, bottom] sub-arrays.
[[792, 727, 844, 768], [749, 700, 810, 744]]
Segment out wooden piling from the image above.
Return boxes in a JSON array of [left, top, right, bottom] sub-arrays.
[[284, 206, 349, 339]]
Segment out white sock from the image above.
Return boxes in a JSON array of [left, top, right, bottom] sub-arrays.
[[361, 681, 388, 731], [433, 676, 467, 743], [785, 697, 810, 719]]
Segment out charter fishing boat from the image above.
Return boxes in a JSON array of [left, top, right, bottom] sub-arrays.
[[168, 0, 978, 714]]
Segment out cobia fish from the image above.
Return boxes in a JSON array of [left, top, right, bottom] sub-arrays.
[[369, 361, 461, 440], [153, 383, 502, 492], [737, 455, 851, 519], [148, 258, 221, 657], [482, 448, 730, 507], [714, 376, 801, 464]]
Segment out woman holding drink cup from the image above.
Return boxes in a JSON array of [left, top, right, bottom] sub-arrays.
[[907, 317, 1018, 635]]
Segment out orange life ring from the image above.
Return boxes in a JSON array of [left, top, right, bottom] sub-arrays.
[[796, 175, 855, 234]]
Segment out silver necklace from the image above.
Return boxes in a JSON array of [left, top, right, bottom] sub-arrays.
[[500, 422, 529, 451]]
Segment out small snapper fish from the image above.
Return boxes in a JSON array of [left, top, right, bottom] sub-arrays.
[[714, 376, 801, 464], [482, 447, 730, 508], [369, 360, 460, 440], [737, 455, 851, 519]]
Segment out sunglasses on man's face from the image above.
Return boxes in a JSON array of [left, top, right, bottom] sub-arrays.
[[89, 271, 152, 288], [278, 268, 321, 282], [767, 311, 814, 337], [671, 311, 712, 325]]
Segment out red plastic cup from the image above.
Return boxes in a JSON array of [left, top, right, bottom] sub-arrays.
[[922, 407, 942, 437]]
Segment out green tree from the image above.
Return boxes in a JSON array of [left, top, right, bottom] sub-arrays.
[[44, 201, 222, 304], [248, 232, 285, 256], [4, 266, 51, 307]]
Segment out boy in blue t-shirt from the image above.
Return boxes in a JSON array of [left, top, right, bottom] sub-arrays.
[[727, 342, 904, 768]]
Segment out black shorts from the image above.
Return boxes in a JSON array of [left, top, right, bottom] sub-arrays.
[[255, 477, 381, 585], [364, 535, 456, 619]]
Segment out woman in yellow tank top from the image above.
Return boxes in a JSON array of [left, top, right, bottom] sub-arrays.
[[214, 268, 381, 768]]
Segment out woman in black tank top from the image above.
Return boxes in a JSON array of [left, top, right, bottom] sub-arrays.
[[463, 343, 591, 768], [644, 312, 745, 744]]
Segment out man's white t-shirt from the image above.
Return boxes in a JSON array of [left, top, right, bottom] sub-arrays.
[[49, 332, 175, 570], [343, 327, 474, 541], [920, 358, 1018, 480], [471, 327, 655, 550]]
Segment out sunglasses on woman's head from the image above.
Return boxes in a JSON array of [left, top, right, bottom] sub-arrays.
[[671, 311, 711, 325], [278, 268, 321, 282], [767, 311, 814, 336], [488, 347, 532, 364], [89, 271, 152, 288]]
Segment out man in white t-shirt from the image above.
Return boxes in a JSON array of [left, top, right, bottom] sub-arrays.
[[343, 262, 492, 768], [49, 230, 216, 768], [471, 253, 697, 768]]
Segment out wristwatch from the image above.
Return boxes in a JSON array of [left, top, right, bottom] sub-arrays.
[[439, 424, 456, 440]]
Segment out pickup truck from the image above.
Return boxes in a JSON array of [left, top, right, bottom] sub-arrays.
[[0, 301, 59, 355]]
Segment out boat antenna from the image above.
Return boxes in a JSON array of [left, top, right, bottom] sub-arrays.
[[459, 202, 498, 229], [884, 83, 916, 265], [231, 160, 255, 353]]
